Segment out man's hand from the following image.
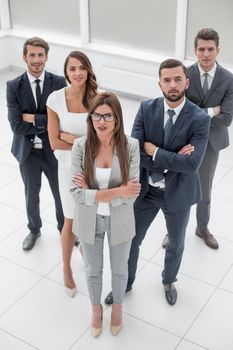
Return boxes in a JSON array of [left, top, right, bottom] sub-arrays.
[[144, 142, 157, 156], [22, 113, 35, 123], [213, 105, 220, 116], [178, 144, 194, 155]]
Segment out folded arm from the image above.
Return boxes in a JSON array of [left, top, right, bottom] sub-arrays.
[[70, 139, 141, 206], [209, 79, 233, 128]]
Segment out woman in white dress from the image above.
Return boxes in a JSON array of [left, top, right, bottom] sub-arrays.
[[47, 51, 98, 296]]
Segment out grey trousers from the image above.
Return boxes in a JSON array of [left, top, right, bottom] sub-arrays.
[[196, 142, 219, 230], [81, 215, 132, 305]]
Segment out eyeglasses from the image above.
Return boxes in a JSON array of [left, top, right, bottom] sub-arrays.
[[90, 112, 115, 122]]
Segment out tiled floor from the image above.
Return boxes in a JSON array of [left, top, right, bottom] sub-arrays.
[[0, 70, 233, 350]]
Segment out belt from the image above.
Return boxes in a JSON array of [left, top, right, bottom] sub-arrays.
[[33, 143, 43, 149], [149, 184, 165, 191]]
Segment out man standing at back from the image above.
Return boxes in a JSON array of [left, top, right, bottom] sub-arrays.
[[187, 28, 233, 249], [7, 37, 66, 251], [162, 28, 233, 250]]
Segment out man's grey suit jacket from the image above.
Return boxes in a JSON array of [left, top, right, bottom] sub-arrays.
[[187, 62, 233, 152]]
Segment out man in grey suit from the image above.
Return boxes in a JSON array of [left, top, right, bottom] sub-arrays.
[[162, 28, 233, 250], [7, 37, 66, 251], [105, 59, 210, 305]]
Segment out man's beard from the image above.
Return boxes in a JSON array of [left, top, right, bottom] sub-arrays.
[[162, 89, 185, 102]]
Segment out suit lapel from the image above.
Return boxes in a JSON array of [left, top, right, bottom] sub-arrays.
[[21, 73, 37, 111], [166, 100, 189, 147], [153, 99, 164, 147], [109, 152, 122, 187], [192, 64, 204, 100], [205, 63, 221, 101], [39, 71, 51, 110]]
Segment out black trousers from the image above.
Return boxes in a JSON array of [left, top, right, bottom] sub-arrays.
[[19, 149, 64, 234], [128, 186, 191, 287]]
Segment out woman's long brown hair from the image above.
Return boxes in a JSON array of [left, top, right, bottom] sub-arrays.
[[84, 92, 129, 186], [64, 51, 98, 109]]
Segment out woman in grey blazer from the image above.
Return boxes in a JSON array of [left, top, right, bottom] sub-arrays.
[[70, 92, 140, 337]]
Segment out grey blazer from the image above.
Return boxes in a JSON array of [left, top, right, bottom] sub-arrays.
[[70, 135, 140, 246], [187, 62, 233, 151]]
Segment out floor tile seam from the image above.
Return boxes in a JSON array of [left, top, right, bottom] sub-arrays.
[[68, 327, 93, 350], [0, 175, 19, 190], [42, 274, 90, 299], [0, 276, 45, 319], [215, 261, 233, 291], [0, 145, 12, 152], [0, 158, 18, 169], [175, 283, 222, 345], [211, 234, 233, 243], [212, 193, 233, 203], [0, 200, 26, 214], [145, 259, 221, 288], [0, 327, 39, 349], [213, 166, 233, 188], [174, 337, 211, 350], [0, 255, 49, 278], [0, 159, 18, 168], [42, 265, 90, 299], [0, 223, 26, 243], [123, 310, 182, 340]]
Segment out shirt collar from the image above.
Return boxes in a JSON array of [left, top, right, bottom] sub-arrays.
[[164, 97, 186, 117], [198, 62, 217, 78], [27, 70, 45, 84]]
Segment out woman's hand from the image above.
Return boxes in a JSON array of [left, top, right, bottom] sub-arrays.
[[73, 173, 89, 189], [120, 178, 141, 198], [60, 131, 77, 144]]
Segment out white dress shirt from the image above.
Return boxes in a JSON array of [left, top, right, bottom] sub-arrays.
[[198, 62, 217, 118], [27, 71, 45, 147]]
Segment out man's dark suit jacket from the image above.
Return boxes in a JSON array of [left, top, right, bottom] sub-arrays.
[[7, 71, 66, 164], [132, 97, 210, 212], [187, 62, 233, 152]]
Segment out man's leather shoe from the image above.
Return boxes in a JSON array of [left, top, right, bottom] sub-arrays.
[[23, 232, 41, 251], [164, 283, 177, 305], [104, 286, 132, 305], [162, 234, 169, 249], [195, 228, 219, 249]]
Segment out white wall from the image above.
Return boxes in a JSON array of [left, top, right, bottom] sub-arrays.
[[1, 0, 233, 99]]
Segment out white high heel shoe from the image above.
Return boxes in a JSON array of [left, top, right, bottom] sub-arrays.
[[65, 286, 77, 298]]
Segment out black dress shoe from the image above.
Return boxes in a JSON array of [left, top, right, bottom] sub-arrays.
[[162, 234, 169, 249], [23, 232, 41, 251], [163, 283, 177, 305], [74, 240, 80, 247], [104, 286, 132, 305]]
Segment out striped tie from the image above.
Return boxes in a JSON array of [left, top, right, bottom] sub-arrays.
[[164, 109, 175, 147], [202, 73, 209, 96], [151, 109, 175, 183]]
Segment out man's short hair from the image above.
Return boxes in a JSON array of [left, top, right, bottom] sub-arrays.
[[23, 37, 49, 56], [194, 28, 219, 49], [159, 59, 188, 78]]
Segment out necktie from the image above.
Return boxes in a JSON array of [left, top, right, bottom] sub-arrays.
[[151, 109, 175, 183], [35, 79, 41, 109], [202, 73, 209, 96], [164, 109, 175, 147]]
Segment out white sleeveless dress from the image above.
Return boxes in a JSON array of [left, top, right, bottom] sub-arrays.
[[47, 87, 87, 218]]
